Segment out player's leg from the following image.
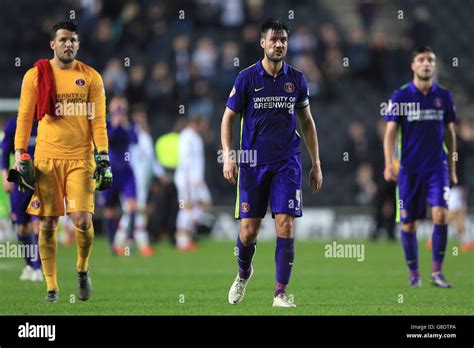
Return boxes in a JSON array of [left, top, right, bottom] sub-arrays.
[[448, 186, 473, 251], [175, 204, 199, 251], [27, 157, 65, 301], [112, 172, 137, 252], [10, 189, 36, 280], [427, 165, 452, 288], [401, 221, 420, 287], [269, 154, 302, 307], [65, 159, 96, 300], [70, 212, 94, 272], [128, 173, 153, 256], [103, 207, 118, 251], [27, 218, 43, 281], [450, 210, 473, 251], [70, 211, 94, 300], [273, 213, 295, 307], [130, 173, 154, 255], [228, 217, 261, 304], [114, 198, 137, 252], [397, 166, 425, 287], [16, 223, 34, 280], [134, 198, 154, 256], [430, 206, 452, 287], [174, 176, 199, 251], [229, 164, 269, 304], [100, 177, 120, 253], [237, 217, 261, 276], [38, 216, 60, 302]]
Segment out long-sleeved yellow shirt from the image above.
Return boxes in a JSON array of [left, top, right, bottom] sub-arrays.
[[15, 59, 108, 160]]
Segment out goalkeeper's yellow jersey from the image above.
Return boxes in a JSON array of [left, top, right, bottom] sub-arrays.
[[15, 59, 108, 160]]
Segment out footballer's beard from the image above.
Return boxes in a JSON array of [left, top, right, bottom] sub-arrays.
[[58, 51, 77, 64], [266, 49, 285, 63], [416, 71, 434, 81]]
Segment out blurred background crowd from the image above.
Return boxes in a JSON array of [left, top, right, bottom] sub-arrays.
[[0, 0, 473, 242]]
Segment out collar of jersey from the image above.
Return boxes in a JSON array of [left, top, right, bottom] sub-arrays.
[[256, 59, 288, 77], [409, 80, 438, 95]]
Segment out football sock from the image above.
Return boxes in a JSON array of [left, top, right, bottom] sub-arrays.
[[75, 225, 94, 272], [105, 217, 118, 248], [32, 233, 42, 270], [115, 213, 131, 247], [401, 230, 419, 278], [236, 235, 256, 279], [275, 236, 294, 296], [432, 224, 448, 273], [134, 212, 150, 249], [17, 232, 34, 268], [38, 227, 58, 291]]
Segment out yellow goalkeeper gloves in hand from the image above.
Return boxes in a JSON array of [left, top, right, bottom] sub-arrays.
[[93, 153, 113, 191], [7, 153, 35, 193]]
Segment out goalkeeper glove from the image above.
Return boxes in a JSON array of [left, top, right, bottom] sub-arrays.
[[7, 153, 35, 193], [93, 153, 113, 191]]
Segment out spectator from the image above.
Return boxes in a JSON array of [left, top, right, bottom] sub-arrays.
[[346, 26, 369, 77], [219, 40, 241, 91], [344, 121, 370, 168], [145, 61, 175, 115], [368, 31, 390, 91], [353, 162, 377, 205], [191, 37, 218, 78], [410, 6, 434, 47], [358, 0, 378, 34], [102, 58, 128, 97], [289, 24, 317, 60], [219, 0, 245, 28], [292, 54, 322, 98], [125, 63, 147, 105]]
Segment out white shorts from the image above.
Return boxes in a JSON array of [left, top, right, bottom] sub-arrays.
[[448, 186, 465, 211]]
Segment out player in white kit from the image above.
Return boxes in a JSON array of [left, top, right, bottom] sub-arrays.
[[129, 108, 168, 256], [174, 113, 212, 251]]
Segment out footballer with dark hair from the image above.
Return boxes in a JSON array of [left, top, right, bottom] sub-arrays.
[[14, 20, 112, 302], [221, 18, 323, 307], [384, 46, 457, 288]]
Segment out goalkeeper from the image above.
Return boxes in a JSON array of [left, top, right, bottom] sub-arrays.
[[14, 21, 112, 303]]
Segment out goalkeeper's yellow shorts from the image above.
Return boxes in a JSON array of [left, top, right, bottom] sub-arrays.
[[27, 157, 96, 217]]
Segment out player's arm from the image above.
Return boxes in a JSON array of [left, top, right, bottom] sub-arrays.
[[296, 106, 323, 192], [445, 122, 457, 187], [383, 121, 399, 182], [220, 107, 239, 185], [89, 70, 108, 154], [89, 70, 112, 190], [14, 68, 37, 170]]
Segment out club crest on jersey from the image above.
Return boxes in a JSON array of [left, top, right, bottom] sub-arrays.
[[75, 78, 86, 87], [284, 82, 294, 93], [434, 98, 442, 108], [241, 202, 250, 213], [31, 199, 41, 209]]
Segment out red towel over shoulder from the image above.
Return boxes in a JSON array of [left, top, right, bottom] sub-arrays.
[[34, 59, 57, 121]]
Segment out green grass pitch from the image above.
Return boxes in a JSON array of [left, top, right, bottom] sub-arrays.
[[0, 237, 472, 315]]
